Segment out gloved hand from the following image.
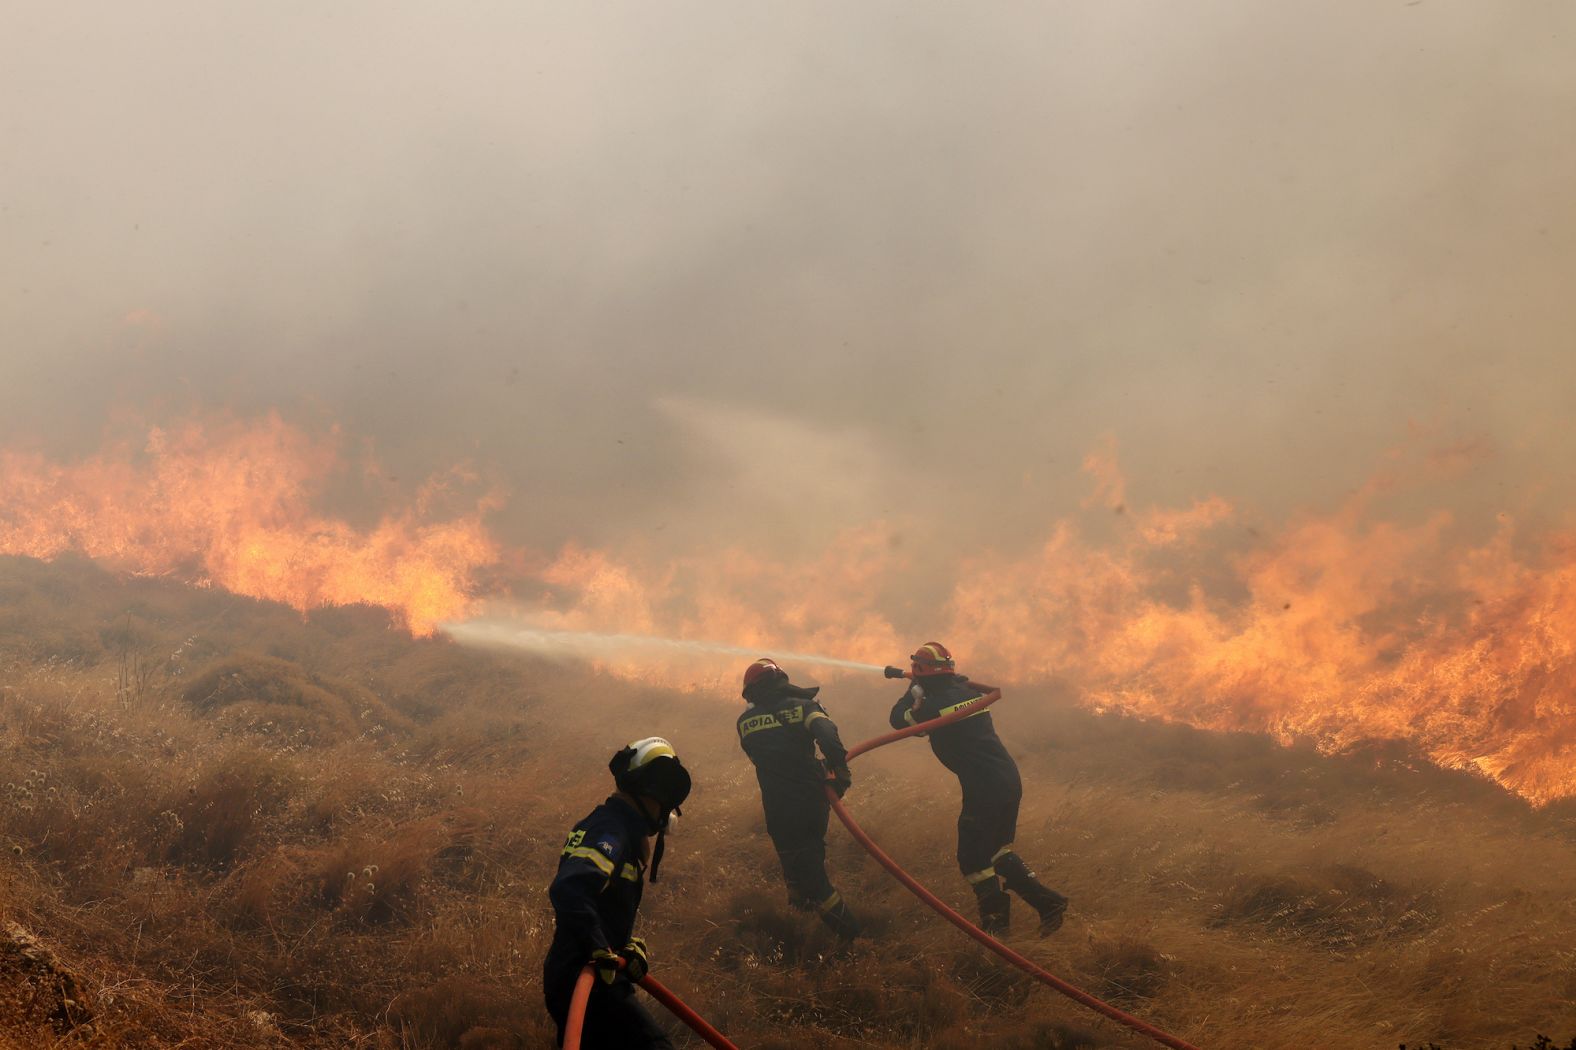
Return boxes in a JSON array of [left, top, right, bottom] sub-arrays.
[[825, 762, 852, 798], [833, 764, 853, 798], [591, 946, 623, 985], [591, 938, 650, 983], [619, 937, 650, 982]]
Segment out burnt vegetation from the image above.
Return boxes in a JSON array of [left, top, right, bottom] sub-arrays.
[[0, 554, 1571, 1048]]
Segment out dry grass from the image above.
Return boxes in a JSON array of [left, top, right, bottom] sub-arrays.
[[0, 554, 1571, 1048]]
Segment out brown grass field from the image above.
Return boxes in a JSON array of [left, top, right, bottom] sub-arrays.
[[0, 554, 1571, 1049]]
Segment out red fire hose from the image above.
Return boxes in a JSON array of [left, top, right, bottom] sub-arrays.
[[830, 679, 1203, 1050], [563, 673, 1198, 1049], [639, 972, 738, 1048], [564, 962, 740, 1050], [562, 966, 596, 1049]]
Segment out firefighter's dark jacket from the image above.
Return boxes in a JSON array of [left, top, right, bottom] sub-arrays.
[[888, 674, 1016, 786], [543, 794, 649, 989], [737, 681, 849, 810]]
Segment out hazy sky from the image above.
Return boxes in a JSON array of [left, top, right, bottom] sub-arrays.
[[4, 3, 1574, 558]]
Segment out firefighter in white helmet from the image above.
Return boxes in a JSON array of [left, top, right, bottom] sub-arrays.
[[542, 737, 691, 1048]]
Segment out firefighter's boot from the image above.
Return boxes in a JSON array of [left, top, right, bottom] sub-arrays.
[[971, 876, 1011, 935], [817, 891, 861, 941], [995, 850, 1068, 936]]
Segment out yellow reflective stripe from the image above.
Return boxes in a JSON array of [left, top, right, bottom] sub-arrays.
[[564, 846, 615, 876], [739, 713, 783, 738], [965, 867, 997, 885], [817, 891, 843, 912], [804, 710, 828, 725], [780, 705, 805, 725], [991, 844, 1016, 863], [619, 862, 641, 882], [938, 694, 987, 719]]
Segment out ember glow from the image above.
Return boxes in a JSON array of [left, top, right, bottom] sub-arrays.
[[0, 416, 500, 634]]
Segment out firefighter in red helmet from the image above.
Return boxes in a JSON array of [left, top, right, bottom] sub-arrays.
[[889, 643, 1068, 935], [736, 658, 861, 940]]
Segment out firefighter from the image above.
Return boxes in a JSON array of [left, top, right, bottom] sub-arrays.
[[542, 737, 692, 1049], [888, 642, 1068, 936], [737, 658, 861, 940]]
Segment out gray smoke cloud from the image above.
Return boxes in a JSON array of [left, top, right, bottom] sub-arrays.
[[4, 3, 1574, 561]]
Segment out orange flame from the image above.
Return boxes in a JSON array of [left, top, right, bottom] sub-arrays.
[[529, 453, 1574, 805], [3, 416, 1568, 803], [0, 415, 499, 634]]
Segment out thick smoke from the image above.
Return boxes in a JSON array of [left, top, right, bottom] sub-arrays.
[[3, 4, 1574, 564]]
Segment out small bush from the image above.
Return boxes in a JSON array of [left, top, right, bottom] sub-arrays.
[[181, 654, 404, 744], [162, 749, 294, 870], [1082, 936, 1173, 1002], [1214, 864, 1440, 949], [387, 975, 539, 1049], [317, 811, 485, 924]]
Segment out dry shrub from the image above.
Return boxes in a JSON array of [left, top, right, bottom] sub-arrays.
[[181, 653, 404, 744], [318, 811, 487, 924], [375, 639, 539, 719], [1213, 863, 1440, 949], [1081, 936, 1173, 1003], [217, 848, 310, 930], [161, 748, 294, 870], [942, 942, 1034, 1009], [810, 956, 972, 1039], [387, 975, 537, 1049], [405, 707, 534, 768], [718, 889, 821, 967], [298, 747, 391, 835]]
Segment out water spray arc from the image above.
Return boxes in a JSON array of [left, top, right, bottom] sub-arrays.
[[444, 619, 887, 674]]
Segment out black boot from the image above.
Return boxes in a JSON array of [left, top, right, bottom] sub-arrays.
[[817, 892, 861, 941], [972, 878, 1011, 935], [995, 852, 1069, 935]]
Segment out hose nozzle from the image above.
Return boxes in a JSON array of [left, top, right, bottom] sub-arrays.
[[883, 665, 910, 679]]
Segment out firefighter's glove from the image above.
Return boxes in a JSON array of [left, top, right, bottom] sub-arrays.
[[825, 759, 851, 794], [591, 947, 623, 984], [618, 938, 650, 983]]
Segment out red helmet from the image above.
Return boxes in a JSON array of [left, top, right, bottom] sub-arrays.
[[742, 658, 788, 697], [909, 642, 956, 677]]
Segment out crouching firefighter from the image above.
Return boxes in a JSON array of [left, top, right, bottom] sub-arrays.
[[888, 643, 1068, 936], [737, 658, 861, 941], [542, 737, 692, 1049]]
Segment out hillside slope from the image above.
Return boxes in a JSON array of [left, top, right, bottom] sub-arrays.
[[0, 555, 1571, 1048]]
